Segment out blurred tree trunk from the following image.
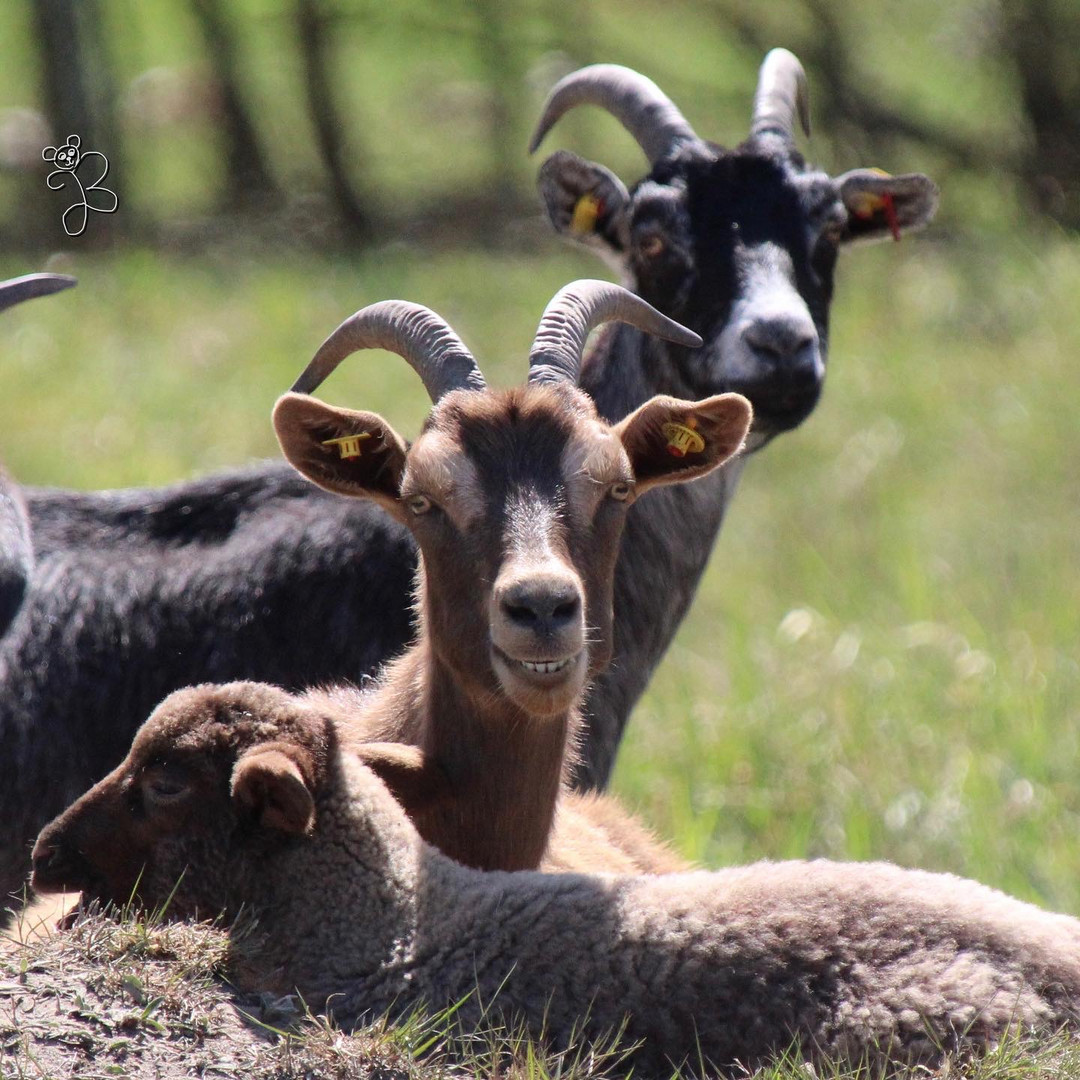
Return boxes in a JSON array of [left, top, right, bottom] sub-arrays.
[[187, 0, 280, 210], [472, 0, 522, 206], [1000, 0, 1080, 229], [295, 0, 373, 240], [33, 0, 124, 241]]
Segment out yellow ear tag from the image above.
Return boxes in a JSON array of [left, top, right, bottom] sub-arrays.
[[570, 193, 602, 236], [321, 432, 372, 460], [662, 420, 705, 458]]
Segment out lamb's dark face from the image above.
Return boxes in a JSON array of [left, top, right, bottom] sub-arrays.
[[273, 383, 752, 718], [31, 683, 327, 920], [538, 141, 936, 451]]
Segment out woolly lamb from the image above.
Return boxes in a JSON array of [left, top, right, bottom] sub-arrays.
[[34, 682, 1080, 1079]]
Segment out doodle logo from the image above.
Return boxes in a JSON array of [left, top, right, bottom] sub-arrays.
[[42, 134, 118, 237]]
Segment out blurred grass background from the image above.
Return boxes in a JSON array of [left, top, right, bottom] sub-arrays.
[[1, 0, 1079, 919]]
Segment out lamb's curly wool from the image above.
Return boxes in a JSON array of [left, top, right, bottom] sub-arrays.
[[32, 686, 1080, 1078]]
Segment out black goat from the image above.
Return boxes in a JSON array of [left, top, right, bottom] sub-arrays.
[[0, 52, 937, 904], [530, 52, 937, 783]]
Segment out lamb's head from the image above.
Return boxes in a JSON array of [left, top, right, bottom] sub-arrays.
[[273, 280, 752, 719], [531, 52, 938, 447], [31, 681, 338, 919]]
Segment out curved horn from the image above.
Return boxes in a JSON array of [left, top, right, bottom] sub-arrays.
[[289, 301, 486, 402], [529, 64, 700, 164], [528, 279, 702, 387], [750, 48, 811, 142], [0, 273, 77, 313]]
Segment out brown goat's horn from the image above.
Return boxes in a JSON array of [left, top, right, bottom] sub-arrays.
[[289, 300, 486, 402], [528, 280, 702, 387], [529, 64, 700, 163], [0, 273, 77, 313], [750, 48, 811, 142]]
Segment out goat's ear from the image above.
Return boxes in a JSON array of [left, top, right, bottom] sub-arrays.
[[273, 393, 409, 522], [836, 170, 939, 245], [537, 150, 630, 256], [615, 393, 752, 495], [231, 746, 316, 835]]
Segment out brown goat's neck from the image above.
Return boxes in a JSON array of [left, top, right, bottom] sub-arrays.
[[364, 639, 577, 872]]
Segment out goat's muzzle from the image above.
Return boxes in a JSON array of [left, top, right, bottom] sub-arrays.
[[489, 567, 587, 717]]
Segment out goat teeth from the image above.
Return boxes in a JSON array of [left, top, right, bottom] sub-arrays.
[[519, 658, 570, 675]]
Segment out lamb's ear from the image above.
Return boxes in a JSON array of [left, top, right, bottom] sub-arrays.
[[537, 150, 631, 257], [836, 170, 939, 244], [616, 393, 752, 495], [273, 392, 409, 521], [231, 746, 316, 835]]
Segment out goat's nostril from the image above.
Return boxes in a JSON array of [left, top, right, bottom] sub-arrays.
[[744, 318, 818, 362], [552, 597, 580, 622], [499, 583, 582, 632], [504, 601, 540, 627]]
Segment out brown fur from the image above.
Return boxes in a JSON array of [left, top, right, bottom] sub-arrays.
[[270, 382, 748, 872]]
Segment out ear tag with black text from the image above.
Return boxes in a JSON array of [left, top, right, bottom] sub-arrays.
[[322, 432, 372, 460]]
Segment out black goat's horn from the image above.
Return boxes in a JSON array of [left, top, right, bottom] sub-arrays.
[[529, 64, 700, 164], [528, 280, 702, 387], [0, 273, 77, 313], [750, 48, 811, 142], [289, 301, 486, 402]]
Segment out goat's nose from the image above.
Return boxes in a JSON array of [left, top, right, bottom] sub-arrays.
[[500, 579, 582, 635], [743, 314, 819, 368]]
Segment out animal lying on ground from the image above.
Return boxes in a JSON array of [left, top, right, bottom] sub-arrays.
[[268, 277, 749, 872], [0, 50, 938, 904], [33, 684, 1080, 1079], [0, 274, 76, 639]]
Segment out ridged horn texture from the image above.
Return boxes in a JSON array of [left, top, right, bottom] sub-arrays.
[[750, 48, 811, 142], [528, 279, 703, 387], [0, 273, 77, 313], [529, 64, 700, 163], [289, 300, 486, 402]]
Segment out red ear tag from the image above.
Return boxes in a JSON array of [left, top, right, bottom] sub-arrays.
[[321, 432, 372, 460], [663, 419, 706, 458], [883, 191, 901, 242]]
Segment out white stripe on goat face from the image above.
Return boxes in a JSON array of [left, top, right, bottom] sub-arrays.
[[718, 241, 822, 384]]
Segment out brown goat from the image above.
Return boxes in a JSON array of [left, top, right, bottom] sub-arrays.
[[35, 280, 728, 883], [266, 280, 749, 872]]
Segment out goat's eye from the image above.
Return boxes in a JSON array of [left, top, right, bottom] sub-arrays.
[[406, 494, 433, 516], [609, 481, 633, 502], [638, 234, 665, 258]]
